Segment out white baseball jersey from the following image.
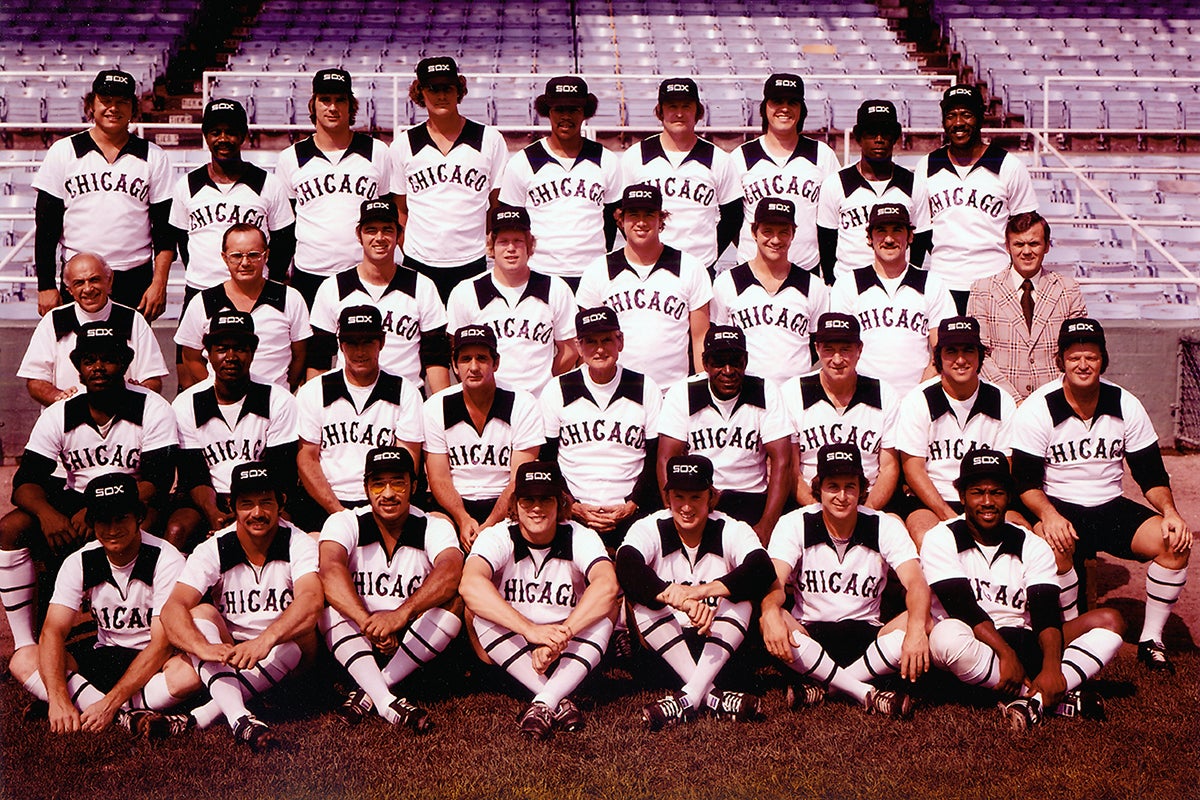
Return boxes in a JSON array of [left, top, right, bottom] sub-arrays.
[[895, 378, 1017, 503], [542, 366, 662, 506], [468, 520, 610, 625], [18, 300, 168, 393], [33, 132, 173, 270], [274, 133, 391, 276], [916, 143, 1038, 291], [176, 523, 319, 641], [173, 380, 299, 495], [1010, 379, 1159, 506], [310, 266, 446, 386], [620, 134, 741, 267], [319, 505, 461, 614], [732, 136, 840, 268], [498, 138, 623, 278], [829, 266, 955, 398], [169, 164, 295, 290], [921, 518, 1057, 630], [446, 272, 576, 397], [296, 369, 424, 503], [709, 262, 828, 384], [50, 533, 184, 650], [769, 505, 918, 625], [575, 246, 713, 390], [422, 385, 543, 502], [174, 281, 312, 388], [781, 373, 900, 487], [816, 164, 930, 280], [658, 374, 790, 493], [390, 119, 508, 267]]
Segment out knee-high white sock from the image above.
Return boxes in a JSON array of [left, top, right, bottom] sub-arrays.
[[322, 609, 398, 719], [787, 630, 872, 705], [533, 618, 613, 709], [381, 607, 462, 686], [0, 548, 37, 649], [633, 605, 697, 683], [929, 618, 1002, 688], [190, 698, 224, 729], [1061, 628, 1123, 690], [1057, 568, 1080, 622], [129, 672, 188, 711], [66, 671, 106, 712], [684, 603, 748, 709], [21, 670, 49, 702], [841, 629, 904, 684], [1141, 564, 1187, 643], [473, 615, 547, 696]]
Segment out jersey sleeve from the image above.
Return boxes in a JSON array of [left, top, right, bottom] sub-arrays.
[[288, 528, 321, 579], [48, 549, 86, 611], [878, 512, 920, 570], [466, 523, 513, 576], [655, 380, 690, 441], [417, 274, 448, 332], [485, 126, 509, 191], [992, 386, 1018, 455], [16, 315, 58, 382], [23, 402, 66, 461], [724, 517, 768, 567], [1009, 392, 1050, 460], [263, 174, 296, 229], [172, 390, 203, 450], [1022, 530, 1060, 590], [761, 379, 792, 443], [684, 256, 714, 309], [444, 283, 470, 333], [174, 292, 207, 349], [141, 393, 181, 452], [815, 171, 842, 229], [176, 537, 223, 594], [819, 141, 842, 176], [541, 379, 565, 439], [572, 523, 612, 580], [828, 273, 854, 315], [317, 509, 359, 554], [511, 390, 547, 451], [910, 172, 932, 234], [497, 153, 528, 207], [168, 174, 191, 230], [708, 273, 731, 326], [151, 541, 186, 614], [766, 510, 804, 568], [894, 384, 933, 457], [266, 388, 300, 447], [601, 148, 624, 203], [550, 278, 578, 340], [146, 146, 174, 205], [713, 147, 742, 205], [294, 379, 324, 444], [918, 523, 966, 586], [394, 380, 426, 444], [421, 393, 448, 455], [371, 139, 392, 201], [388, 137, 410, 197], [618, 515, 660, 568], [924, 273, 956, 331], [31, 139, 68, 198], [1120, 387, 1160, 452], [274, 147, 299, 198], [128, 313, 170, 382], [309, 278, 339, 334], [643, 374, 663, 438], [424, 515, 463, 561], [287, 289, 314, 341], [1004, 156, 1039, 216], [573, 257, 607, 309], [878, 381, 902, 450]]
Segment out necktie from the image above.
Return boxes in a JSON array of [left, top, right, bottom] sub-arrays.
[[1020, 278, 1034, 331]]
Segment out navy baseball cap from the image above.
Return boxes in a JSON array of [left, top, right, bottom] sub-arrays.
[[364, 446, 417, 478], [703, 325, 748, 356], [514, 461, 566, 499], [203, 309, 258, 349], [1058, 317, 1106, 351], [575, 306, 621, 336], [664, 455, 715, 491], [763, 73, 804, 102], [621, 183, 663, 212], [941, 84, 984, 115], [658, 78, 699, 104], [815, 443, 865, 480], [453, 324, 499, 356], [229, 461, 277, 499], [855, 100, 900, 134], [313, 68, 352, 94], [953, 448, 1014, 493], [867, 203, 912, 229], [359, 198, 400, 226], [416, 56, 460, 87], [92, 69, 136, 99], [338, 305, 384, 338], [811, 313, 862, 344], [70, 322, 133, 363], [540, 76, 590, 106], [202, 99, 248, 134], [490, 204, 532, 233], [84, 472, 142, 520], [937, 316, 982, 349], [754, 197, 796, 226]]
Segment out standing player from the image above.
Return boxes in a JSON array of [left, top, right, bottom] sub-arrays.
[[275, 68, 392, 305], [319, 447, 463, 732], [390, 56, 508, 302], [499, 76, 622, 290], [33, 69, 174, 318], [1011, 319, 1191, 671], [710, 198, 828, 384], [731, 74, 840, 272], [817, 100, 930, 284], [447, 205, 577, 397], [576, 183, 712, 390], [621, 78, 742, 271], [617, 455, 776, 730], [459, 462, 619, 739], [916, 85, 1038, 313]]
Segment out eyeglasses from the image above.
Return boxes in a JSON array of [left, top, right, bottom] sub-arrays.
[[224, 251, 265, 263], [367, 478, 410, 495]]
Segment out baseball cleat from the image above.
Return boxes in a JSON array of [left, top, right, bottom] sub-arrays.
[[552, 697, 585, 732], [1053, 688, 1106, 722], [867, 688, 914, 720], [708, 689, 763, 723], [233, 714, 281, 753], [155, 712, 196, 739], [389, 697, 432, 734], [1137, 640, 1175, 674], [115, 709, 170, 740], [641, 691, 696, 732], [612, 629, 636, 660], [517, 701, 554, 740], [785, 683, 827, 711], [998, 696, 1043, 733], [336, 688, 374, 726]]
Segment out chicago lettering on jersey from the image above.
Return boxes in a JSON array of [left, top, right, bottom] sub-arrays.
[[728, 303, 812, 334], [927, 187, 1004, 219], [688, 425, 760, 452], [221, 587, 294, 616], [604, 288, 688, 320], [1047, 436, 1125, 464], [928, 437, 995, 462], [381, 311, 420, 340], [856, 306, 929, 335], [839, 204, 873, 230], [187, 203, 268, 232], [800, 569, 883, 598], [92, 604, 152, 631], [558, 419, 646, 449], [502, 577, 578, 608], [797, 423, 881, 454], [636, 176, 716, 206], [321, 421, 394, 448], [352, 570, 424, 599], [970, 578, 1026, 610], [294, 174, 379, 205], [63, 172, 150, 201], [447, 443, 512, 468], [743, 175, 819, 205], [61, 445, 140, 472], [484, 317, 554, 345], [406, 163, 489, 194], [202, 437, 266, 469], [526, 177, 607, 207]]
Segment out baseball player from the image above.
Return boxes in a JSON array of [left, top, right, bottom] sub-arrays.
[[0, 323, 177, 653], [576, 183, 713, 390], [33, 69, 174, 319], [817, 100, 930, 284], [761, 443, 933, 719], [829, 203, 955, 398], [160, 462, 324, 752], [916, 84, 1038, 313], [459, 461, 618, 739], [657, 325, 791, 542], [274, 68, 392, 306], [319, 447, 464, 732], [620, 78, 742, 270], [731, 74, 840, 271], [8, 473, 196, 740], [19, 252, 167, 406], [1011, 319, 1191, 672], [924, 450, 1124, 731], [616, 455, 776, 730], [710, 198, 828, 384], [307, 199, 450, 391], [423, 325, 543, 548], [390, 56, 508, 303], [498, 76, 622, 290], [168, 311, 299, 552], [780, 313, 901, 511], [176, 222, 312, 391], [295, 305, 424, 532], [446, 205, 577, 397]]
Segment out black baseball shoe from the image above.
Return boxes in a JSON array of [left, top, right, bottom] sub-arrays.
[[1053, 688, 1106, 722], [553, 698, 585, 732], [707, 689, 763, 723], [867, 688, 915, 720], [233, 714, 281, 753], [785, 682, 827, 711], [389, 697, 432, 734], [517, 701, 554, 740], [1137, 640, 1175, 674], [642, 691, 696, 732], [998, 696, 1043, 733], [115, 709, 171, 740], [336, 688, 374, 726]]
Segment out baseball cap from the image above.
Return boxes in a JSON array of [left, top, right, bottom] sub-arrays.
[[540, 76, 590, 106], [202, 309, 259, 349], [1058, 317, 1106, 351], [229, 461, 277, 499], [490, 204, 532, 233], [313, 68, 353, 95], [514, 461, 565, 499], [453, 324, 499, 356], [202, 98, 248, 134], [364, 446, 417, 478], [855, 100, 900, 133], [575, 306, 621, 336], [763, 73, 804, 102], [953, 448, 1014, 493], [84, 472, 142, 521], [70, 322, 133, 364], [703, 325, 748, 356], [92, 69, 136, 99], [814, 442, 865, 480], [663, 455, 715, 492], [658, 78, 699, 104], [937, 316, 982, 349], [811, 313, 862, 344], [416, 56, 460, 87], [867, 203, 912, 229], [359, 198, 400, 226], [754, 197, 796, 227], [338, 305, 384, 338], [941, 84, 984, 115], [620, 183, 663, 212]]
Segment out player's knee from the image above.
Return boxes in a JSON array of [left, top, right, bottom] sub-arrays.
[[164, 656, 203, 697], [1093, 607, 1126, 637], [928, 618, 974, 665], [8, 645, 39, 681], [1154, 549, 1189, 570]]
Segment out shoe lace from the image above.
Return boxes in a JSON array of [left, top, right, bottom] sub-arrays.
[[657, 695, 686, 719], [1144, 643, 1169, 663], [718, 692, 745, 714]]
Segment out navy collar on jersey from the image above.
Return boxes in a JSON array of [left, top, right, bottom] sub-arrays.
[[356, 510, 428, 554], [217, 524, 293, 572], [947, 518, 1025, 561], [63, 387, 147, 431], [294, 132, 376, 168], [741, 135, 819, 170], [803, 508, 881, 554], [924, 381, 1003, 423], [839, 162, 915, 197], [408, 118, 485, 154], [525, 138, 604, 173], [70, 130, 150, 161], [559, 367, 645, 408], [606, 245, 683, 280], [639, 134, 716, 168], [335, 263, 418, 300], [322, 370, 405, 411], [81, 540, 160, 592], [688, 373, 767, 415], [657, 515, 726, 559], [192, 380, 273, 427], [728, 261, 814, 296], [443, 387, 517, 429], [799, 372, 883, 411], [852, 264, 929, 295], [187, 162, 269, 196], [52, 301, 134, 341], [926, 141, 1007, 178], [1045, 382, 1124, 427], [508, 523, 574, 565], [201, 280, 288, 316], [473, 271, 552, 308]]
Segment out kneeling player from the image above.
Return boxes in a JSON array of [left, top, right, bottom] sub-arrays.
[[459, 462, 619, 740], [761, 443, 931, 720], [617, 455, 776, 730], [924, 450, 1124, 731], [9, 474, 198, 739], [319, 447, 464, 732]]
